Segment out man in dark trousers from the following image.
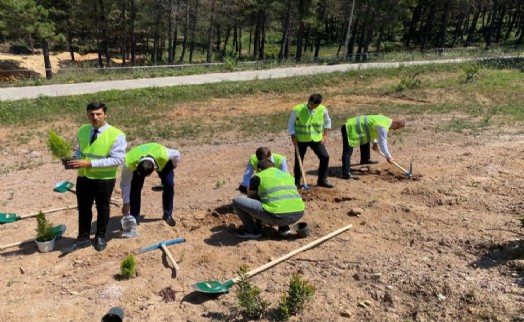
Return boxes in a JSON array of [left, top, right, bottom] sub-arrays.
[[120, 143, 181, 227], [341, 115, 405, 179], [65, 102, 127, 252], [288, 93, 334, 188]]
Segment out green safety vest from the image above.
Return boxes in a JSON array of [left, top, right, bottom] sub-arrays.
[[293, 103, 325, 142], [345, 115, 391, 147], [126, 143, 169, 172], [249, 153, 284, 172], [77, 124, 124, 179], [256, 167, 305, 215]]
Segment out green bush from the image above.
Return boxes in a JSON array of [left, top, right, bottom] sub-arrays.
[[278, 273, 315, 320], [460, 63, 481, 83], [47, 129, 73, 160], [235, 265, 270, 320], [35, 211, 55, 242], [120, 254, 137, 279], [395, 73, 422, 92]]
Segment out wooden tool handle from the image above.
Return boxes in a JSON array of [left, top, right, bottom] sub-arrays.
[[69, 188, 122, 206], [232, 223, 353, 283], [376, 150, 409, 174], [161, 243, 180, 271], [0, 239, 32, 250], [295, 145, 308, 188], [20, 205, 78, 220]]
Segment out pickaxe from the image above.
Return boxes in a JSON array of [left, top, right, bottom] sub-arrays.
[[376, 150, 413, 178], [134, 238, 186, 272]]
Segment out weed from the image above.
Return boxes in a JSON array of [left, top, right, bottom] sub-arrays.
[[460, 64, 481, 83], [215, 180, 225, 189], [120, 254, 137, 279], [277, 273, 315, 320], [235, 264, 270, 320], [395, 73, 422, 92]]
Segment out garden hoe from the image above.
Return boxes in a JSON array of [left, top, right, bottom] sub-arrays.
[[192, 223, 353, 294], [0, 206, 77, 224], [135, 238, 186, 273], [376, 150, 413, 178], [295, 146, 310, 190], [0, 224, 66, 251], [54, 180, 122, 206]]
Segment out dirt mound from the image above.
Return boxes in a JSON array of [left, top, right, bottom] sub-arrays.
[[0, 60, 40, 81]]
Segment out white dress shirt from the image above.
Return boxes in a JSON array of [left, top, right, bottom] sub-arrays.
[[73, 123, 127, 168]]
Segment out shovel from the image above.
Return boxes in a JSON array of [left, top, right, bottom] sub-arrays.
[[54, 180, 122, 206], [295, 146, 310, 190], [0, 205, 77, 224], [376, 150, 413, 178], [135, 238, 186, 272], [0, 224, 66, 250], [192, 223, 353, 294]]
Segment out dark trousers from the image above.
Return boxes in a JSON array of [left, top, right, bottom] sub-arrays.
[[294, 140, 330, 183], [341, 124, 371, 174], [76, 176, 115, 239], [130, 161, 175, 218]]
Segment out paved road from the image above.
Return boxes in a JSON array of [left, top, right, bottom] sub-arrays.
[[0, 58, 467, 102]]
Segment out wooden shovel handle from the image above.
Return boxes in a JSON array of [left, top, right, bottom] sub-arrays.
[[0, 239, 33, 250], [295, 145, 308, 187], [20, 205, 78, 220], [68, 188, 122, 206], [376, 150, 409, 174], [161, 243, 180, 271], [232, 223, 353, 283]]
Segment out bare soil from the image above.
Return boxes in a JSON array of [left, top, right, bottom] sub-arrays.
[[1, 91, 524, 321]]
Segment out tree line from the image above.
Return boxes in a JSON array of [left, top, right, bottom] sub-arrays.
[[1, 0, 523, 79]]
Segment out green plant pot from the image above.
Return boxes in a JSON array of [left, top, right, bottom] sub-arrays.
[[35, 239, 55, 253]]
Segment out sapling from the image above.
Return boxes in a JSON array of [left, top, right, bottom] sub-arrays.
[[120, 254, 137, 279], [278, 273, 315, 320], [47, 129, 73, 160], [235, 264, 269, 320], [35, 211, 55, 242]]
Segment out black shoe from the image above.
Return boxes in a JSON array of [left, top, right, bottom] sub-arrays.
[[94, 237, 107, 251], [132, 214, 141, 226], [360, 160, 379, 165], [163, 215, 177, 227], [341, 172, 353, 180], [61, 238, 91, 254], [317, 180, 335, 188], [278, 226, 292, 237], [238, 185, 248, 194]]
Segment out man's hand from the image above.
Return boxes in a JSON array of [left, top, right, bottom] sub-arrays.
[[67, 159, 92, 169], [291, 135, 298, 146], [387, 157, 394, 164], [238, 185, 247, 194], [121, 203, 130, 216], [322, 136, 328, 144], [372, 142, 378, 152]]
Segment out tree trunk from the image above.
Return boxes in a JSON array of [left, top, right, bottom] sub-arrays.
[[405, 4, 422, 47], [153, 0, 162, 64], [121, 0, 127, 66], [278, 0, 292, 62], [504, 5, 519, 41], [420, 3, 436, 50], [437, 0, 451, 51], [130, 0, 136, 64], [259, 10, 266, 60], [494, 4, 506, 43], [238, 27, 243, 57], [98, 0, 111, 66], [484, 0, 498, 48], [206, 0, 216, 64], [314, 0, 327, 60], [222, 27, 231, 58], [67, 19, 75, 61], [189, 0, 199, 63], [341, 0, 356, 59], [253, 16, 260, 60], [179, 0, 190, 63], [295, 0, 305, 62], [42, 39, 52, 80], [167, 0, 177, 64], [465, 7, 480, 47]]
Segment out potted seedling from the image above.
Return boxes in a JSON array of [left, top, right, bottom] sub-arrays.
[[47, 129, 74, 169], [35, 211, 56, 253]]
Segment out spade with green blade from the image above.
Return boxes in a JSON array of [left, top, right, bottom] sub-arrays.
[[54, 180, 122, 206], [0, 206, 77, 224], [192, 223, 353, 294], [0, 224, 66, 250]]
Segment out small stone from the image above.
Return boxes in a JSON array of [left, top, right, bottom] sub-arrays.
[[340, 309, 352, 318], [437, 294, 446, 302], [348, 208, 363, 217]]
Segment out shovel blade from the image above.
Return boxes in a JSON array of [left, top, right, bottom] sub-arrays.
[[51, 224, 67, 240], [192, 280, 235, 294], [54, 180, 75, 193], [0, 213, 20, 224]]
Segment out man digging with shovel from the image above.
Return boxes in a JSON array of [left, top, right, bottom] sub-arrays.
[[120, 143, 180, 227], [341, 115, 405, 179]]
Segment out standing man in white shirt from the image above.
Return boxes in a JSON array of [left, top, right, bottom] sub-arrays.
[[288, 93, 334, 188], [341, 115, 405, 179], [65, 102, 127, 252], [120, 143, 181, 227]]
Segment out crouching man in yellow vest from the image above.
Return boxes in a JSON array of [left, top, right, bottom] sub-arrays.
[[341, 115, 405, 179], [232, 159, 305, 239], [64, 102, 127, 253], [120, 143, 181, 227], [238, 146, 288, 194]]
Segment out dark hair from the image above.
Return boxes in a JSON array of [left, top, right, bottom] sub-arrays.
[[86, 102, 107, 113], [257, 159, 275, 171], [255, 147, 271, 161], [137, 159, 155, 176], [309, 94, 322, 104]]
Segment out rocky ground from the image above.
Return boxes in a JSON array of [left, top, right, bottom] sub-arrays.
[[1, 94, 524, 321]]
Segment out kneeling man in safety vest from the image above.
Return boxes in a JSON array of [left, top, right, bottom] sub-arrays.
[[233, 159, 305, 239], [120, 143, 180, 227], [238, 146, 288, 194], [341, 115, 405, 179]]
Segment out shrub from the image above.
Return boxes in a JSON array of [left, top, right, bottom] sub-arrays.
[[278, 273, 315, 320], [235, 265, 270, 320], [460, 63, 481, 83], [120, 254, 137, 279], [47, 129, 73, 160], [395, 73, 422, 92], [35, 211, 55, 242]]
